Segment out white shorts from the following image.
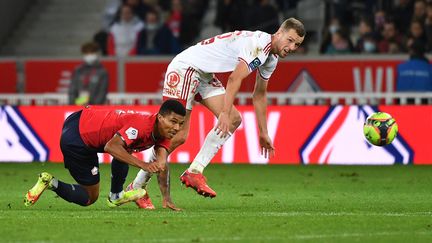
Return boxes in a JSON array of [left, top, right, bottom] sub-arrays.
[[162, 61, 225, 110]]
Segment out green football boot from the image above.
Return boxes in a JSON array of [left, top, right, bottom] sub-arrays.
[[24, 172, 54, 207], [107, 188, 146, 208]]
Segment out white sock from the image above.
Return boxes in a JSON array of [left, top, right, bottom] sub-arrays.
[[189, 129, 231, 173], [109, 190, 124, 201], [132, 170, 152, 189], [49, 178, 58, 190], [132, 147, 156, 189]]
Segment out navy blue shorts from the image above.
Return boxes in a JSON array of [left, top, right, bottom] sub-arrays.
[[60, 110, 100, 186]]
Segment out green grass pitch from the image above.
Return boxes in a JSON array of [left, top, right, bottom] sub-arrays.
[[1, 162, 432, 242]]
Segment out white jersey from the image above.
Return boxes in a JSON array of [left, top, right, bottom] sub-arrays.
[[173, 30, 278, 80]]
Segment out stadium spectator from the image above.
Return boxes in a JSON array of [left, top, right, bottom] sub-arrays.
[[412, 0, 427, 23], [374, 10, 387, 34], [359, 33, 378, 54], [68, 42, 108, 105], [405, 19, 427, 51], [354, 17, 378, 53], [136, 9, 180, 55], [391, 0, 414, 36], [165, 0, 182, 38], [424, 2, 432, 51], [319, 17, 353, 54], [107, 4, 144, 57], [378, 20, 404, 53], [324, 30, 353, 54], [24, 100, 185, 209], [128, 18, 305, 200], [397, 39, 432, 92]]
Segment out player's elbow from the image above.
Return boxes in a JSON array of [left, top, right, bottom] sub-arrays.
[[104, 142, 113, 154]]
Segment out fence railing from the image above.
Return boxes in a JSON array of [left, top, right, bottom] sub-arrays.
[[1, 92, 432, 106]]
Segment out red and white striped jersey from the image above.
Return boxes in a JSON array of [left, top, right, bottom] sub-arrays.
[[173, 30, 278, 80]]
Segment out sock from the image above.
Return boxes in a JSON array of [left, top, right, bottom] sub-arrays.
[[131, 147, 156, 189], [189, 129, 231, 173], [110, 159, 129, 194], [109, 191, 124, 201], [132, 169, 152, 189], [52, 180, 90, 206]]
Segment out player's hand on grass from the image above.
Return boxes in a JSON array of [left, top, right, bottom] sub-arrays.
[[259, 134, 275, 159], [162, 198, 182, 211], [215, 112, 230, 138]]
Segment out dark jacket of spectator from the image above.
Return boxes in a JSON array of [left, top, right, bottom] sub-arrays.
[[136, 24, 181, 55], [69, 62, 109, 105]]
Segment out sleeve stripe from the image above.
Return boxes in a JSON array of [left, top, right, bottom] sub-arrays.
[[264, 42, 272, 55]]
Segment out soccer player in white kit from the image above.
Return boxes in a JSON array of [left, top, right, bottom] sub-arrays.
[[129, 18, 305, 205]]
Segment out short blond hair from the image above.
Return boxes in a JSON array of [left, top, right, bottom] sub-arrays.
[[280, 18, 305, 37]]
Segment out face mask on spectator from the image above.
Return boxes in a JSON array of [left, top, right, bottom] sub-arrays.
[[329, 25, 339, 34], [83, 54, 98, 65], [363, 41, 376, 52]]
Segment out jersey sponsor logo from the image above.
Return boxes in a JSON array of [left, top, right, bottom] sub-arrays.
[[0, 106, 49, 162], [125, 127, 138, 140], [248, 58, 261, 71], [300, 105, 413, 165], [166, 71, 181, 88]]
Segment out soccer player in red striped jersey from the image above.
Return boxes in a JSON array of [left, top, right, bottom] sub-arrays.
[[129, 18, 305, 201], [24, 100, 185, 209]]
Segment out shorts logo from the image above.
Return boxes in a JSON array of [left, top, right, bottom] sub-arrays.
[[248, 57, 261, 70], [166, 71, 181, 88], [91, 166, 98, 176], [125, 127, 138, 140]]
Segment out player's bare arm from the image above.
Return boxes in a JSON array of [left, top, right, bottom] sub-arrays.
[[216, 61, 250, 138], [253, 74, 275, 158], [104, 134, 161, 173]]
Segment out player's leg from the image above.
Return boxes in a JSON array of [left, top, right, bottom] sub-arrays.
[[188, 94, 242, 173], [180, 75, 240, 197], [24, 111, 97, 207], [107, 159, 146, 207]]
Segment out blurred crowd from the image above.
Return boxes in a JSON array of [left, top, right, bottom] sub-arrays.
[[321, 0, 432, 55], [92, 0, 432, 57], [93, 0, 297, 57]]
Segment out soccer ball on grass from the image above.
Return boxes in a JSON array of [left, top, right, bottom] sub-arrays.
[[363, 112, 398, 146]]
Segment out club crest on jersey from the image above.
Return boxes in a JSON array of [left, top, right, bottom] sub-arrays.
[[125, 127, 138, 140], [248, 58, 261, 70], [166, 71, 181, 88]]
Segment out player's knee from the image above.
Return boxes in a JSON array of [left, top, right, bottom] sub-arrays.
[[86, 193, 99, 206]]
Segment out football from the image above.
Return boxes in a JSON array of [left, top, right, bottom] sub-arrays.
[[363, 112, 398, 146]]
